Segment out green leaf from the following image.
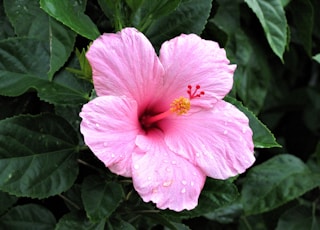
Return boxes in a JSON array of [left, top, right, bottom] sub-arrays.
[[280, 0, 291, 7], [56, 211, 105, 230], [3, 0, 48, 38], [165, 179, 239, 219], [0, 204, 56, 230], [66, 48, 92, 81], [230, 34, 271, 114], [47, 17, 77, 80], [107, 218, 136, 230], [97, 0, 127, 31], [81, 175, 124, 222], [225, 96, 280, 148], [142, 213, 180, 230], [146, 0, 212, 49], [287, 0, 313, 56], [276, 205, 320, 230], [131, 0, 181, 32], [313, 53, 320, 64], [3, 0, 76, 80], [210, 0, 240, 35], [0, 0, 14, 39], [0, 191, 17, 215], [40, 0, 100, 40], [125, 0, 144, 12], [244, 0, 288, 61], [212, 0, 271, 114], [204, 201, 243, 224], [62, 184, 84, 211], [0, 38, 91, 104], [241, 154, 320, 215], [0, 114, 79, 198]]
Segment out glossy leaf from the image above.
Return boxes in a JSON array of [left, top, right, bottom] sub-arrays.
[[287, 0, 313, 56], [204, 201, 243, 224], [212, 0, 271, 114], [0, 204, 56, 230], [225, 96, 280, 148], [3, 0, 76, 80], [0, 38, 90, 104], [131, 0, 181, 32], [146, 0, 212, 49], [0, 114, 79, 198], [55, 211, 105, 230], [241, 154, 320, 215], [3, 0, 48, 38], [62, 184, 84, 211], [125, 0, 144, 12], [40, 0, 100, 40], [276, 205, 320, 230], [81, 175, 124, 222], [0, 191, 17, 215], [107, 218, 136, 230], [0, 0, 14, 39], [244, 0, 288, 60]]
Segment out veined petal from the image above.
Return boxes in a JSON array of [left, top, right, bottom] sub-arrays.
[[161, 100, 255, 179], [80, 96, 140, 177], [158, 34, 235, 109], [133, 130, 206, 211], [86, 28, 164, 114]]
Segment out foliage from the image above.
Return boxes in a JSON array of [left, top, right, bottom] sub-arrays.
[[0, 0, 319, 229]]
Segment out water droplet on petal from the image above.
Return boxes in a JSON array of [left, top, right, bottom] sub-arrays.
[[223, 130, 228, 135], [171, 160, 177, 165], [242, 128, 247, 133], [196, 152, 200, 157], [181, 180, 187, 185], [148, 176, 152, 180], [103, 142, 108, 147], [134, 164, 139, 170], [163, 180, 172, 187], [190, 181, 195, 186], [111, 153, 115, 158], [95, 123, 100, 128], [181, 188, 186, 194]]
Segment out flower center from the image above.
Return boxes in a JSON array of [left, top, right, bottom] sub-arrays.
[[140, 85, 205, 129]]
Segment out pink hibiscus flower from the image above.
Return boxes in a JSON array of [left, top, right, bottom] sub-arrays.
[[80, 28, 255, 211]]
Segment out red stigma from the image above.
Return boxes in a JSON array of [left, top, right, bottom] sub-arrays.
[[187, 85, 205, 99]]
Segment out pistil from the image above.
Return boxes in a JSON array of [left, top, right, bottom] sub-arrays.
[[141, 97, 191, 127]]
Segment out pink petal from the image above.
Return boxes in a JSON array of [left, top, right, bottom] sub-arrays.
[[79, 96, 141, 177], [133, 130, 206, 211], [86, 28, 164, 114], [160, 100, 255, 179], [157, 34, 236, 110]]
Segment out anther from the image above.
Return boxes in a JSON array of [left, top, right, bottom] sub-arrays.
[[170, 97, 191, 115]]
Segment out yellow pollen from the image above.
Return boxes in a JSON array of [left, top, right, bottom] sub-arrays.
[[170, 97, 191, 115]]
